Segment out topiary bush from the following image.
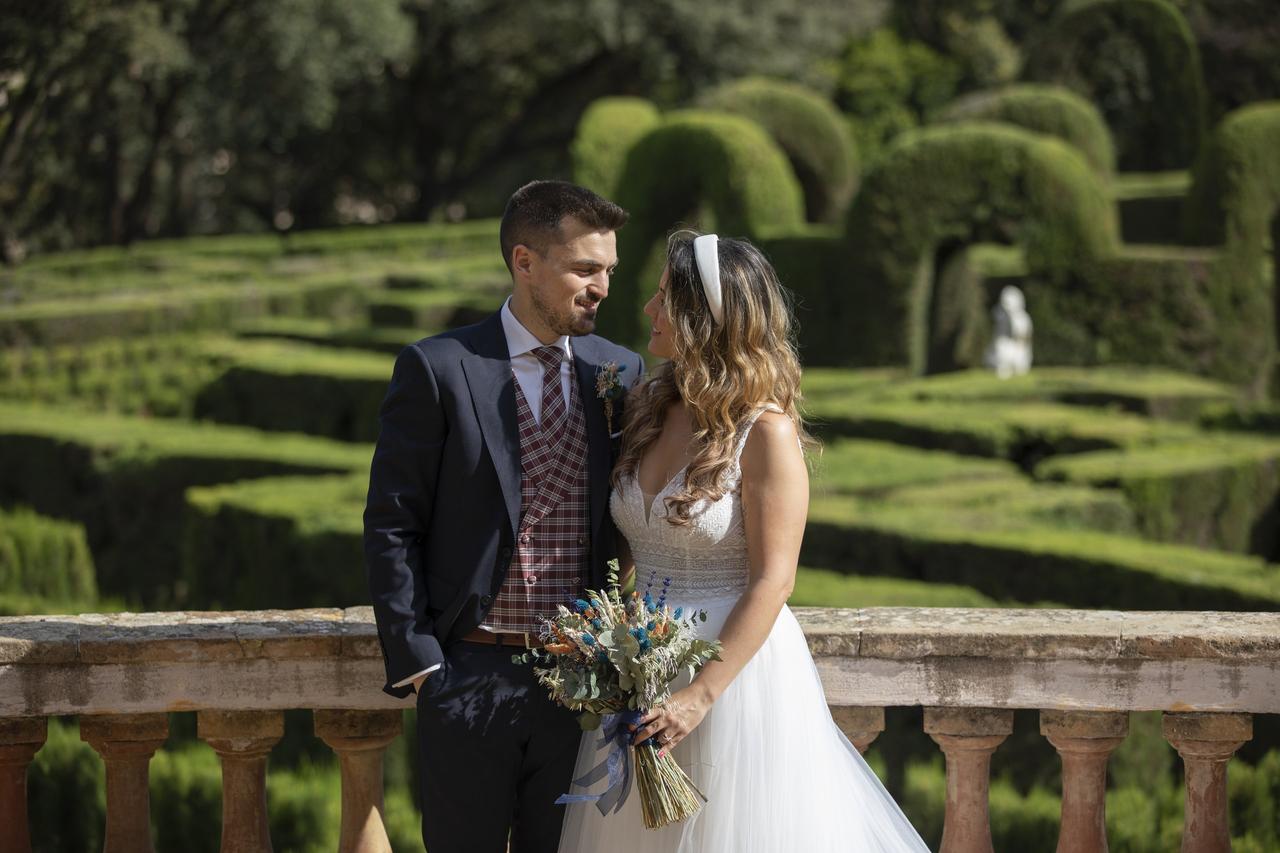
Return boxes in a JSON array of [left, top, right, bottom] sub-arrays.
[[938, 83, 1116, 175], [182, 473, 367, 609], [601, 110, 805, 345], [1024, 0, 1207, 171], [570, 97, 662, 200], [0, 506, 97, 602], [1182, 101, 1280, 256], [1038, 438, 1280, 558], [842, 122, 1118, 374], [699, 77, 859, 223], [0, 402, 369, 608], [192, 339, 395, 443]]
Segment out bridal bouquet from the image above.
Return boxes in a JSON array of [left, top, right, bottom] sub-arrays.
[[513, 561, 722, 829]]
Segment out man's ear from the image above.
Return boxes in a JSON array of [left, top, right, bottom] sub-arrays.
[[511, 244, 536, 279]]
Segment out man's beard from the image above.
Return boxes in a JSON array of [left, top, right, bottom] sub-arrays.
[[532, 288, 596, 336]]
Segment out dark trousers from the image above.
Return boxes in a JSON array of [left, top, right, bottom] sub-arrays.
[[416, 639, 583, 853]]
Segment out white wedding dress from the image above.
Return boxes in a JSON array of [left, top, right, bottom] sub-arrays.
[[557, 407, 930, 852]]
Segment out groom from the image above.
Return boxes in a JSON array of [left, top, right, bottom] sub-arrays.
[[363, 180, 644, 853]]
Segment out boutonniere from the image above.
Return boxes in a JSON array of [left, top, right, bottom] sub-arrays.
[[595, 361, 628, 434]]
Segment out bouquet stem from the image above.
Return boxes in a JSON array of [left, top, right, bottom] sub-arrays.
[[632, 742, 707, 829]]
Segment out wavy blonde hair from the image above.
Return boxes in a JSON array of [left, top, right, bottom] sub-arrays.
[[613, 229, 818, 525]]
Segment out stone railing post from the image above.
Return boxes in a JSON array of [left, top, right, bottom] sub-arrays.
[[1163, 712, 1252, 853], [829, 705, 886, 755], [79, 714, 169, 853], [198, 710, 284, 853], [1041, 710, 1128, 853], [0, 717, 47, 853], [924, 707, 1013, 853], [313, 709, 402, 853]]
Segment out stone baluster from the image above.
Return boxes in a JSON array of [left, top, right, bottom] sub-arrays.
[[0, 717, 47, 853], [1163, 712, 1252, 853], [924, 707, 1013, 853], [829, 705, 886, 755], [198, 710, 284, 853], [1041, 710, 1128, 853], [313, 709, 402, 853], [79, 714, 169, 853]]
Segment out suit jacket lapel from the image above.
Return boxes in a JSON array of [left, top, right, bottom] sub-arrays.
[[573, 345, 611, 545], [461, 314, 521, 539]]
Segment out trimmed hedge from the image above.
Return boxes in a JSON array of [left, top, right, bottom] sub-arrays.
[[803, 492, 1280, 610], [1024, 0, 1207, 170], [0, 334, 225, 418], [182, 473, 376, 610], [1113, 170, 1190, 245], [1031, 243, 1270, 390], [0, 401, 369, 608], [0, 273, 377, 348], [790, 567, 1000, 608], [365, 287, 502, 330], [699, 77, 859, 223], [570, 97, 662, 199], [601, 110, 805, 345], [938, 84, 1116, 175], [193, 339, 394, 442], [234, 318, 420, 356], [813, 437, 1017, 496], [805, 397, 1193, 464], [808, 364, 1239, 421], [0, 506, 97, 602], [1037, 437, 1280, 557], [842, 122, 1118, 374], [1184, 102, 1280, 250]]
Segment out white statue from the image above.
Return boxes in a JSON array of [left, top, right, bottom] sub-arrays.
[[985, 285, 1032, 379]]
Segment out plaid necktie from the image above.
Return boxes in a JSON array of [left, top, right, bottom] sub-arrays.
[[533, 345, 568, 440]]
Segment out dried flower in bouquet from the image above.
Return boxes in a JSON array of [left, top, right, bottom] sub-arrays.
[[513, 561, 721, 828]]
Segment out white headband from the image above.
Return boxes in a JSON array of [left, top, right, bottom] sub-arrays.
[[692, 233, 723, 326]]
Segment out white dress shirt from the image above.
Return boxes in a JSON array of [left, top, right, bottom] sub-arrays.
[[393, 298, 574, 691]]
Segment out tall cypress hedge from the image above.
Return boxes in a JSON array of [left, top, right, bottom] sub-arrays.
[[600, 111, 805, 345], [699, 77, 859, 223], [1023, 0, 1207, 170], [843, 122, 1117, 374], [937, 84, 1115, 175]]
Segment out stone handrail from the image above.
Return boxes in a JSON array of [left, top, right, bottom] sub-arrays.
[[2, 606, 1278, 852]]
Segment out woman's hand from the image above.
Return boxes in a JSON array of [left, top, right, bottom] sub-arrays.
[[630, 684, 714, 755]]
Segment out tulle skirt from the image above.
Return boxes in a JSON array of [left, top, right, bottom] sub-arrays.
[[556, 593, 930, 853]]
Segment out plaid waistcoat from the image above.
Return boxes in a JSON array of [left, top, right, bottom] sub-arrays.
[[484, 371, 591, 632]]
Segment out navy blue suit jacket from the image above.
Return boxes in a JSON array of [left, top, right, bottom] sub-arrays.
[[363, 310, 644, 698]]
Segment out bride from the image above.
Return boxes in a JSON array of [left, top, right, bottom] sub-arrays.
[[556, 230, 929, 852]]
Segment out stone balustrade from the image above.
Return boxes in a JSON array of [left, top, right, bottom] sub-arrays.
[[1, 606, 1278, 852]]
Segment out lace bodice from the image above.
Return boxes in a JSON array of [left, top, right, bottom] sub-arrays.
[[610, 406, 782, 599]]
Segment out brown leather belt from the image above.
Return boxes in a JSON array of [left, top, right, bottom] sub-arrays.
[[461, 628, 546, 649]]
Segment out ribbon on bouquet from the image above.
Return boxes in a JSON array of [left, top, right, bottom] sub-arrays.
[[554, 708, 649, 815]]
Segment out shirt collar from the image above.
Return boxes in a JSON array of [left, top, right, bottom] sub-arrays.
[[501, 297, 572, 361]]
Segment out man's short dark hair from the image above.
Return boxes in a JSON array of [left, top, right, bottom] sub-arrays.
[[499, 180, 629, 274]]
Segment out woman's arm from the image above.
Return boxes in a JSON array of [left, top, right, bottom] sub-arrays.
[[617, 532, 637, 594], [630, 411, 807, 751]]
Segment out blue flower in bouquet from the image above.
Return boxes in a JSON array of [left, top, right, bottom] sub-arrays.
[[674, 607, 683, 620], [582, 633, 596, 646], [575, 599, 592, 613]]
